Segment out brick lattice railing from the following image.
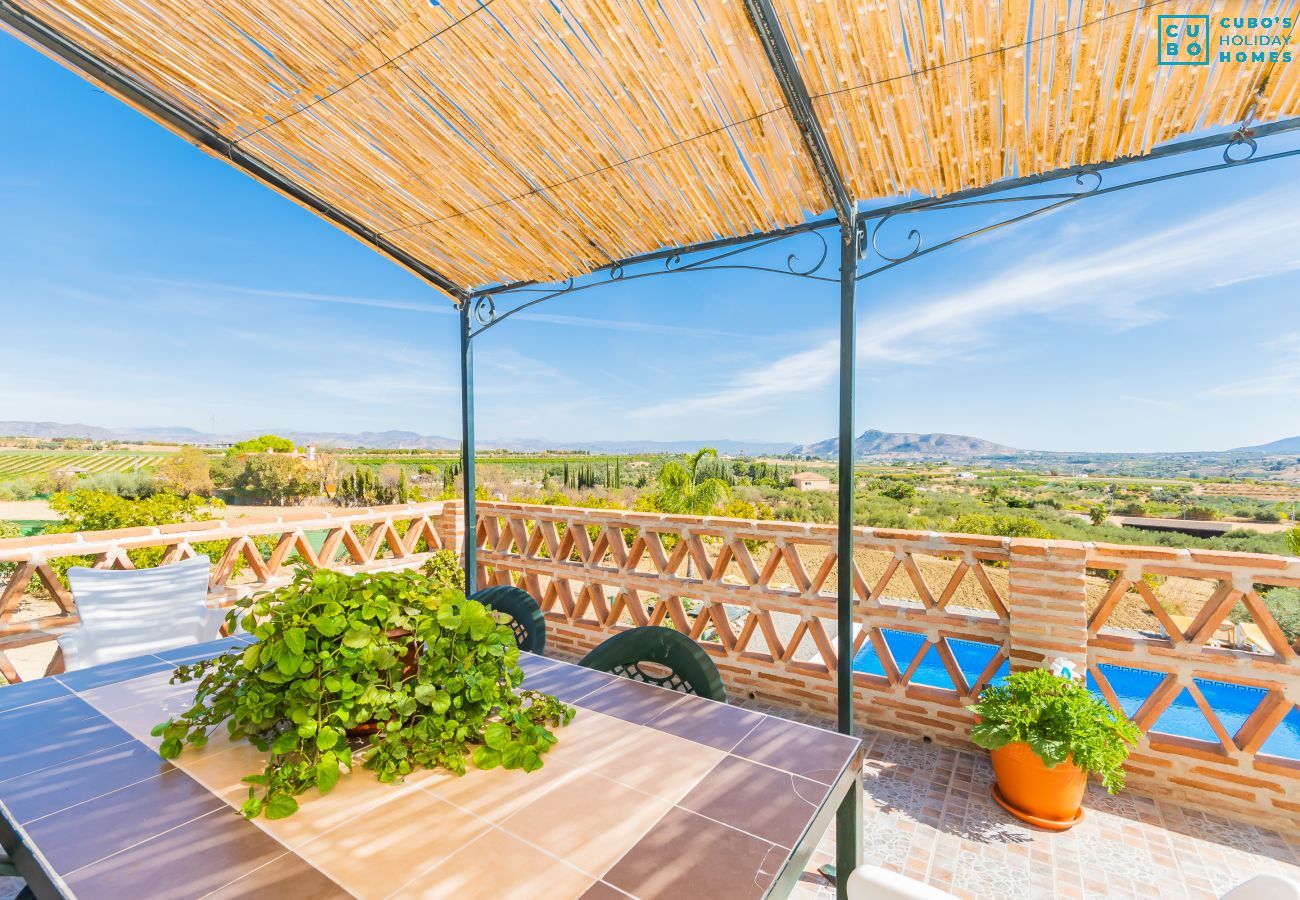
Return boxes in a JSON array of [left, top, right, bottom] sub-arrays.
[[0, 501, 459, 681], [1, 499, 1296, 828], [470, 501, 1300, 830]]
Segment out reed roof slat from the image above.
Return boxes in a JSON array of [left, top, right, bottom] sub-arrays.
[[7, 0, 1297, 295]]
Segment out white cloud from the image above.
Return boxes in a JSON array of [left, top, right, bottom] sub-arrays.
[[648, 183, 1300, 417], [144, 278, 456, 316], [632, 340, 839, 417], [1207, 332, 1300, 398]]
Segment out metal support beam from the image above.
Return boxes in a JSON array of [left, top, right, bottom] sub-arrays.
[[833, 219, 861, 895], [741, 0, 853, 226], [0, 0, 467, 302], [459, 302, 477, 595]]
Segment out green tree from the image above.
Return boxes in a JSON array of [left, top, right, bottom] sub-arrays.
[[228, 434, 296, 456], [1287, 526, 1300, 557], [44, 490, 224, 573], [48, 489, 218, 533], [952, 513, 1054, 540], [1089, 504, 1108, 526], [652, 448, 730, 515], [232, 455, 317, 505], [155, 446, 215, 496]]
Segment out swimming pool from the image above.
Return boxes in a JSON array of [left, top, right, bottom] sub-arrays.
[[851, 628, 1300, 760]]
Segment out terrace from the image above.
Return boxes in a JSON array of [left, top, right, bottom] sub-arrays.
[[1, 502, 1298, 898], [2, 0, 1300, 895]]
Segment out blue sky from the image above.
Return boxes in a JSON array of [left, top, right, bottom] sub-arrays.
[[2, 37, 1298, 453]]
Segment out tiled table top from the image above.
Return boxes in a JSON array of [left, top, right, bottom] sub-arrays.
[[0, 639, 861, 900]]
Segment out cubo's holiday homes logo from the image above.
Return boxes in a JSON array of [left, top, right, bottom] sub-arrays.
[[1158, 14, 1294, 66], [1159, 15, 1210, 65]]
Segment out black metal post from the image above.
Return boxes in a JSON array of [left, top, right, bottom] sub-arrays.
[[459, 301, 477, 595], [834, 220, 861, 895]]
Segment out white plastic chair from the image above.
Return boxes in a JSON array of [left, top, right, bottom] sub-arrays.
[[846, 865, 959, 900], [1220, 874, 1300, 900], [59, 555, 225, 670]]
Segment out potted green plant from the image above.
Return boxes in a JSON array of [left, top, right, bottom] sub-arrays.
[[967, 667, 1140, 830], [154, 566, 573, 819]]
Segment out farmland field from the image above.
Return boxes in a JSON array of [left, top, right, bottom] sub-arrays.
[[0, 450, 170, 482]]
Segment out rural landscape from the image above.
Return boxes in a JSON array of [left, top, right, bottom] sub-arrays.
[[2, 419, 1298, 677]]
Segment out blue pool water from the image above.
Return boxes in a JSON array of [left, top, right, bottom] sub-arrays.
[[851, 629, 1300, 760]]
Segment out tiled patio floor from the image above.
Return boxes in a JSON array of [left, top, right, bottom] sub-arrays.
[[779, 723, 1300, 900]]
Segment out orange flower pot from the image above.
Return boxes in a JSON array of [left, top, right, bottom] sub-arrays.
[[989, 742, 1086, 830]]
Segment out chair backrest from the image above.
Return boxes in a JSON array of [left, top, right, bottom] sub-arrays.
[[64, 555, 221, 668], [579, 627, 726, 702], [471, 585, 546, 654]]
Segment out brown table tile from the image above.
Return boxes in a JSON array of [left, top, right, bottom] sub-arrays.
[[577, 677, 686, 725], [56, 655, 175, 692], [644, 693, 765, 751], [203, 851, 354, 899], [499, 768, 673, 877], [22, 767, 227, 873], [677, 755, 829, 849], [0, 676, 70, 714], [519, 650, 562, 679], [0, 742, 173, 823], [525, 663, 620, 704], [390, 826, 596, 899], [0, 695, 132, 782], [581, 881, 633, 899], [295, 787, 491, 897], [730, 716, 860, 784], [62, 806, 294, 899], [602, 806, 779, 900]]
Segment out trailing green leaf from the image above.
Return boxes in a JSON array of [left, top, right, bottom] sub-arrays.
[[154, 568, 574, 817]]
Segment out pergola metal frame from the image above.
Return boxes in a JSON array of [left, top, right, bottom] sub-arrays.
[[457, 113, 1300, 892], [6, 0, 1300, 893]]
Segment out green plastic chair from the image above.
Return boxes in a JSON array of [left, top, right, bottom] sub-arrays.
[[471, 585, 546, 655], [579, 626, 727, 702]]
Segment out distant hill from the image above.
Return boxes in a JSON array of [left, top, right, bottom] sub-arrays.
[[0, 421, 787, 455], [1232, 435, 1300, 453], [0, 421, 117, 440], [792, 429, 1019, 460]]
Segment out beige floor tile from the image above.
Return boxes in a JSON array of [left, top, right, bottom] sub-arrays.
[[296, 789, 492, 899], [420, 755, 579, 823], [257, 769, 426, 850], [102, 692, 205, 750], [389, 827, 596, 900], [575, 725, 723, 804], [174, 738, 270, 807], [80, 670, 196, 714], [499, 768, 673, 877], [542, 708, 646, 769]]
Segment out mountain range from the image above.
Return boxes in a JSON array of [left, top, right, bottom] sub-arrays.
[[2, 420, 1297, 459], [790, 429, 1018, 459], [0, 422, 789, 456]]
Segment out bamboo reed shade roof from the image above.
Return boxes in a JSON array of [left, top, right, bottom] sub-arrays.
[[8, 0, 1299, 294], [776, 0, 1300, 201]]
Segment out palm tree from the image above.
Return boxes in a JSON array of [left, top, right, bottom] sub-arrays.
[[653, 448, 731, 581], [653, 447, 730, 515]]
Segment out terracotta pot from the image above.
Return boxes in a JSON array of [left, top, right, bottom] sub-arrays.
[[344, 630, 421, 739], [989, 742, 1086, 830]]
